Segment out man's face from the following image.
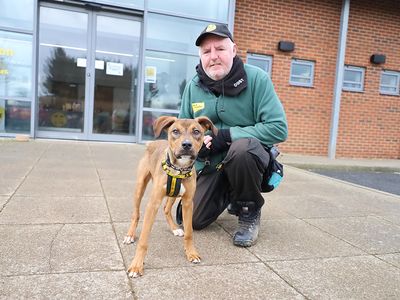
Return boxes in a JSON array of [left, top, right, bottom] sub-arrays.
[[199, 35, 237, 81]]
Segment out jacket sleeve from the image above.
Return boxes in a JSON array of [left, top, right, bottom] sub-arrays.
[[230, 72, 288, 146]]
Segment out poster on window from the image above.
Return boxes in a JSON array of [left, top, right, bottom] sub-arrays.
[[106, 62, 124, 76], [145, 66, 157, 83]]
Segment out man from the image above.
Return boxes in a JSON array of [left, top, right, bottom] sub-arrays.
[[178, 23, 288, 247]]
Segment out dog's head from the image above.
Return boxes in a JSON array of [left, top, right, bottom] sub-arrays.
[[153, 116, 217, 166]]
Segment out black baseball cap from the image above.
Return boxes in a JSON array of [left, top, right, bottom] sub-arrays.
[[195, 23, 234, 46]]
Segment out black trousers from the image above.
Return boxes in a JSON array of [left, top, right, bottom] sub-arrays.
[[192, 138, 270, 230]]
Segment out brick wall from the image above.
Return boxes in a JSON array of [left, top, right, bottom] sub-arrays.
[[234, 0, 400, 158], [338, 0, 400, 158]]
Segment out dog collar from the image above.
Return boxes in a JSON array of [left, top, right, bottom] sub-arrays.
[[162, 154, 194, 197]]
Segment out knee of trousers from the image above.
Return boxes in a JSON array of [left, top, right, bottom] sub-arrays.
[[227, 138, 269, 168]]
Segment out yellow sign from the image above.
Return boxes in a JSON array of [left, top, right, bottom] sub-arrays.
[[0, 107, 4, 119], [192, 102, 205, 113], [0, 69, 9, 75], [0, 48, 14, 56], [51, 112, 67, 127]]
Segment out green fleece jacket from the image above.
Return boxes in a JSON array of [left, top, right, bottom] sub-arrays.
[[179, 63, 288, 172]]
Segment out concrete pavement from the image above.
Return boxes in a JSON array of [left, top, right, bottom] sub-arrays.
[[1, 139, 400, 299]]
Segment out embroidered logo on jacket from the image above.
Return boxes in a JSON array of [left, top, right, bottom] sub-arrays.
[[192, 102, 205, 113], [234, 78, 244, 87]]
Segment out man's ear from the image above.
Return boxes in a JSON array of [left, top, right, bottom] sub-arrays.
[[153, 116, 178, 138], [232, 43, 237, 56], [195, 116, 218, 136]]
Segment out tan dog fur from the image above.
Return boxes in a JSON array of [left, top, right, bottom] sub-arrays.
[[123, 116, 217, 277]]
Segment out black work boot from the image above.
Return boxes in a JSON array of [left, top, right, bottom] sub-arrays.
[[227, 202, 239, 216], [233, 206, 261, 247]]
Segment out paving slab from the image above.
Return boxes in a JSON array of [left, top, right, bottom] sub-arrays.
[[268, 255, 400, 299], [49, 223, 124, 273], [0, 224, 63, 276], [0, 196, 110, 224], [132, 263, 305, 300], [15, 178, 103, 197], [0, 271, 132, 299], [306, 216, 400, 254], [219, 218, 364, 261], [115, 221, 259, 271]]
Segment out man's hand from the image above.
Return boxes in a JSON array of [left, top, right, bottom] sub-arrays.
[[197, 129, 231, 159]]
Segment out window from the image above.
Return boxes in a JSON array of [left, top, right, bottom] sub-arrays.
[[143, 51, 198, 110], [380, 71, 400, 95], [290, 59, 314, 87], [0, 31, 33, 98], [247, 53, 272, 76], [0, 0, 34, 31], [148, 0, 230, 22], [0, 100, 31, 133], [343, 66, 365, 92], [147, 14, 213, 55]]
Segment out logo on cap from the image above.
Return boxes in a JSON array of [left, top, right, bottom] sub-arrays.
[[206, 24, 216, 32]]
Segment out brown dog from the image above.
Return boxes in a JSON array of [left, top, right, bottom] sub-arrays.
[[123, 116, 217, 278]]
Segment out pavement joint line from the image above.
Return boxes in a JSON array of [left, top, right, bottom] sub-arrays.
[[1, 268, 127, 278], [374, 215, 400, 228], [263, 262, 311, 300], [372, 254, 400, 270], [0, 221, 113, 226], [88, 143, 137, 298], [285, 165, 400, 199], [300, 217, 368, 251], [0, 143, 49, 214]]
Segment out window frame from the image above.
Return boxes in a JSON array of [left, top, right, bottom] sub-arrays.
[[379, 70, 400, 96], [289, 59, 315, 87], [246, 53, 272, 76], [342, 65, 365, 92]]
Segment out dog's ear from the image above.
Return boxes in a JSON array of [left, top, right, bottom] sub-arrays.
[[153, 116, 178, 138], [195, 116, 218, 136]]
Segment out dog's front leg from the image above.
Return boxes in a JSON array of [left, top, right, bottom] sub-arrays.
[[127, 189, 164, 278], [181, 190, 201, 264]]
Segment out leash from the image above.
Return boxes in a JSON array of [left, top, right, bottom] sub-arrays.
[[161, 153, 194, 197]]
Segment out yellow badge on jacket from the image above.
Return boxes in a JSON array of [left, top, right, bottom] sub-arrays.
[[192, 102, 205, 113]]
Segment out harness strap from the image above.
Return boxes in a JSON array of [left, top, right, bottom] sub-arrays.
[[166, 175, 182, 197]]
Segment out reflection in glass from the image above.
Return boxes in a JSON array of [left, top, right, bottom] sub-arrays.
[[0, 31, 32, 98], [147, 14, 210, 54], [142, 110, 178, 140], [148, 0, 229, 22], [0, 0, 34, 30], [38, 7, 88, 132], [0, 100, 31, 133], [144, 51, 198, 110], [92, 16, 141, 135]]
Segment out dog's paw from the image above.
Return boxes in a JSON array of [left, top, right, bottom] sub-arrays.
[[127, 271, 142, 278], [127, 264, 143, 278], [173, 228, 184, 237], [123, 236, 135, 244], [186, 252, 201, 264]]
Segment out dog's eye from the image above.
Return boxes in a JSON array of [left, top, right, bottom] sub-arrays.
[[172, 129, 180, 135], [193, 129, 201, 135]]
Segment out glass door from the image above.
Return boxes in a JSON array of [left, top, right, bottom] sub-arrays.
[[37, 4, 141, 141], [89, 13, 141, 140]]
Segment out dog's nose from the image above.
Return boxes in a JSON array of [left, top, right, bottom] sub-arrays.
[[182, 140, 192, 150]]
